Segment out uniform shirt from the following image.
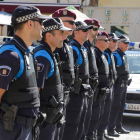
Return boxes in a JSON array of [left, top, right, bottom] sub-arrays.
[[104, 48, 112, 65], [94, 46, 109, 87], [94, 46, 104, 68], [54, 39, 72, 88], [35, 41, 53, 89], [54, 38, 69, 62], [0, 35, 38, 117], [84, 40, 98, 78], [71, 39, 83, 64], [113, 48, 129, 80], [104, 48, 117, 82], [113, 48, 124, 65], [83, 40, 91, 60]]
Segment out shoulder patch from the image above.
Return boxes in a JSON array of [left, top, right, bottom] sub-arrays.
[[37, 63, 44, 72], [0, 65, 11, 76]]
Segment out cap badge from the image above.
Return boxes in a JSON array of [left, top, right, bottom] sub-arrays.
[[92, 20, 94, 24], [63, 10, 67, 15]]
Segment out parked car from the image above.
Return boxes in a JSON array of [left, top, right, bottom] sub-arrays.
[[123, 50, 140, 118]]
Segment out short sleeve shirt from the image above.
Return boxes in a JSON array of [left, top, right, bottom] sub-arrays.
[[35, 41, 52, 89]]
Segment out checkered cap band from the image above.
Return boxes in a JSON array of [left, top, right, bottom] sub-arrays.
[[16, 11, 41, 23], [42, 25, 59, 33]]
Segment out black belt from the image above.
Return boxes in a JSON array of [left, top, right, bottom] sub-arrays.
[[0, 112, 37, 128]]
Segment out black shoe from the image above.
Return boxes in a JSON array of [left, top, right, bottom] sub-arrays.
[[104, 134, 114, 140], [108, 130, 120, 137], [116, 127, 130, 134]]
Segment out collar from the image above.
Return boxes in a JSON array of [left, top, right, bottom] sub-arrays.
[[117, 48, 126, 55], [40, 40, 53, 54], [94, 46, 103, 54], [72, 39, 82, 48], [13, 35, 28, 50], [64, 38, 70, 44], [105, 48, 112, 54], [87, 39, 91, 45]]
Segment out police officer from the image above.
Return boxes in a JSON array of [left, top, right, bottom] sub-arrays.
[[0, 5, 48, 140], [86, 31, 110, 140], [97, 33, 119, 140], [33, 18, 71, 140], [108, 35, 130, 137], [62, 21, 92, 140], [81, 18, 100, 140], [52, 9, 76, 140]]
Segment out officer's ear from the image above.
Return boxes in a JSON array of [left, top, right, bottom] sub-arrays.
[[46, 32, 53, 40], [27, 20, 33, 29], [118, 42, 120, 46], [74, 30, 79, 35]]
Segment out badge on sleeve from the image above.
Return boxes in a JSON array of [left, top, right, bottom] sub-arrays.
[[0, 66, 11, 76], [37, 63, 44, 72]]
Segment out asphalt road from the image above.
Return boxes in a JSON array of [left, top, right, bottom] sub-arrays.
[[105, 117, 140, 140]]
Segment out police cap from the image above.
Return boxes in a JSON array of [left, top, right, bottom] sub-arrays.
[[52, 9, 76, 20], [84, 18, 100, 28], [42, 18, 72, 33], [97, 31, 109, 38], [75, 21, 92, 30], [11, 5, 49, 26], [118, 35, 130, 43], [108, 33, 119, 40]]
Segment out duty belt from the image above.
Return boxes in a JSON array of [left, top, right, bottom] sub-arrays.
[[0, 104, 37, 131]]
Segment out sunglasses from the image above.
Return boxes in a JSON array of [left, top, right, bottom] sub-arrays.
[[30, 19, 43, 25], [92, 27, 99, 31], [123, 42, 129, 44], [63, 20, 75, 25], [110, 39, 117, 43], [81, 28, 89, 32], [99, 39, 109, 42]]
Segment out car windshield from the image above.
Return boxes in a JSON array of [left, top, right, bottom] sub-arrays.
[[127, 53, 140, 74]]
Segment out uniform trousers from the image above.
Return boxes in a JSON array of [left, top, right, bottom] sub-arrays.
[[0, 119, 33, 140], [39, 122, 56, 140], [74, 97, 88, 140], [54, 94, 69, 140], [81, 95, 94, 139], [108, 82, 127, 131], [86, 91, 106, 138], [62, 91, 84, 140], [97, 86, 113, 133]]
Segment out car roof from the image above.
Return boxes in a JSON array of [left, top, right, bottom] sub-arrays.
[[126, 50, 140, 54]]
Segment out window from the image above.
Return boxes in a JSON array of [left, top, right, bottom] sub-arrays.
[[89, 0, 98, 6], [111, 26, 129, 36], [127, 53, 140, 74]]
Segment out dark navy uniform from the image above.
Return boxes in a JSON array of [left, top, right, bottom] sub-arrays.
[[86, 46, 109, 139], [62, 39, 90, 140], [97, 48, 117, 134], [34, 41, 64, 140], [0, 35, 40, 140], [81, 40, 98, 140], [108, 48, 129, 132], [54, 38, 75, 140]]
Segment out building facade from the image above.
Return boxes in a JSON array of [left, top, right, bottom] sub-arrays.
[[82, 0, 140, 42]]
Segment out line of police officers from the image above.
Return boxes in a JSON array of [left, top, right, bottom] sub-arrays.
[[0, 5, 132, 140]]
